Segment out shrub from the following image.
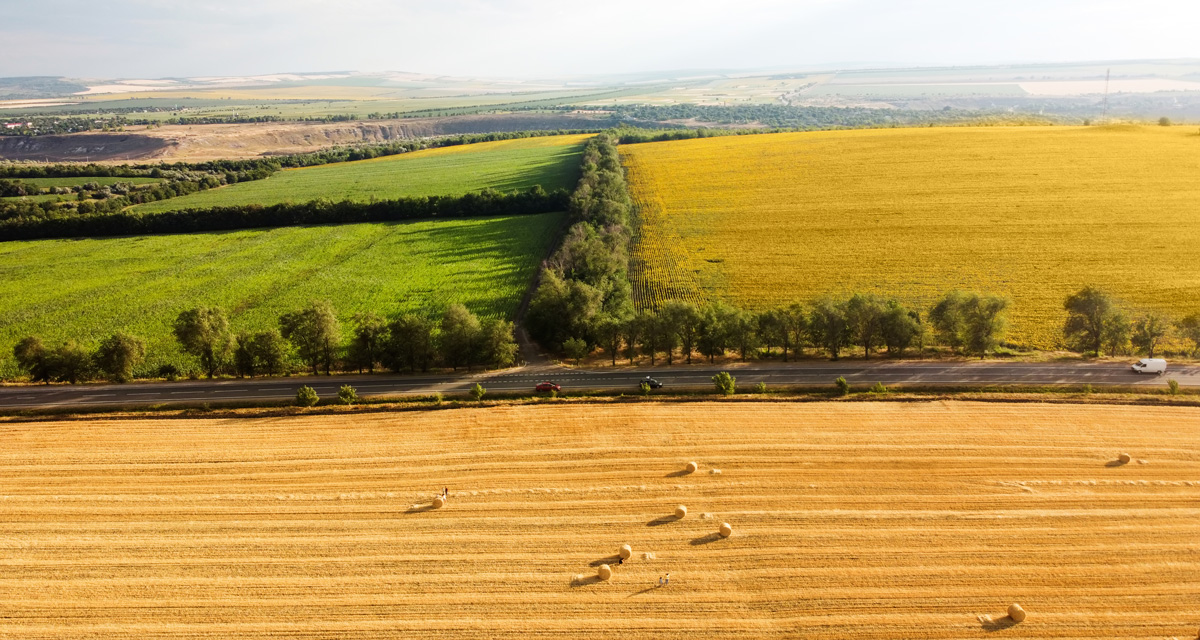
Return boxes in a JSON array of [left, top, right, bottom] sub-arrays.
[[156, 363, 181, 382], [295, 385, 319, 407], [754, 381, 768, 394], [640, 381, 652, 397], [712, 371, 736, 395], [431, 391, 444, 404], [1168, 379, 1180, 396], [469, 383, 486, 401], [869, 381, 888, 394], [338, 384, 359, 405], [834, 376, 851, 396]]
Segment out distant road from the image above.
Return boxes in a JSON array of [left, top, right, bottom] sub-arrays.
[[0, 360, 1195, 411]]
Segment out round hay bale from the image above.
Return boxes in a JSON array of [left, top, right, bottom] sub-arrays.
[[1118, 452, 1132, 464], [1007, 603, 1026, 623], [598, 564, 612, 580], [432, 496, 445, 509], [685, 461, 698, 473], [675, 505, 688, 519], [719, 522, 733, 538], [619, 544, 632, 560]]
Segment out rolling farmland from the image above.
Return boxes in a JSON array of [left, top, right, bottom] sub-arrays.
[[623, 126, 1200, 348], [1, 401, 1197, 638], [131, 134, 590, 214], [0, 213, 562, 377]]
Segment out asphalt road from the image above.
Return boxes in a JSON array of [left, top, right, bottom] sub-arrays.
[[0, 360, 1196, 410]]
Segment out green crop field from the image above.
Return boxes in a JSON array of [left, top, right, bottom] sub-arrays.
[[0, 213, 563, 378], [127, 134, 589, 214], [12, 176, 163, 188]]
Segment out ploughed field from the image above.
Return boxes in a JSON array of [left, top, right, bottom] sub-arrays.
[[130, 134, 590, 214], [0, 213, 562, 377], [622, 126, 1200, 348], [2, 401, 1197, 639]]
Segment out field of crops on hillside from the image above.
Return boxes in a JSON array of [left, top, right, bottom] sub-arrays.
[[0, 212, 562, 377], [131, 135, 589, 214], [623, 126, 1200, 348], [1, 401, 1197, 639]]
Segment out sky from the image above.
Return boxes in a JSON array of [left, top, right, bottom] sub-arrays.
[[1, 0, 1198, 79]]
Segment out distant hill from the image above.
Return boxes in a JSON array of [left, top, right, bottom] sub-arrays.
[[0, 76, 87, 100]]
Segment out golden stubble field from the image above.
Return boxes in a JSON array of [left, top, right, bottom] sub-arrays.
[[622, 126, 1200, 348], [1, 401, 1198, 639]]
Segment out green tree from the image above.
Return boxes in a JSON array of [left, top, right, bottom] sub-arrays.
[[469, 383, 486, 401], [697, 303, 733, 363], [338, 384, 359, 405], [526, 269, 603, 349], [845, 293, 886, 359], [726, 308, 760, 361], [834, 376, 851, 396], [1132, 313, 1168, 357], [962, 295, 1009, 357], [662, 300, 701, 364], [880, 301, 921, 356], [929, 291, 968, 352], [637, 309, 666, 365], [251, 330, 288, 376], [1102, 309, 1132, 356], [439, 303, 481, 371], [233, 332, 257, 378], [595, 312, 628, 366], [621, 313, 643, 364], [386, 312, 436, 373], [562, 337, 589, 364], [479, 318, 519, 369], [347, 313, 387, 373], [94, 332, 146, 383], [51, 341, 93, 384], [1177, 313, 1200, 356], [1159, 117, 1172, 126], [1063, 286, 1123, 356], [280, 300, 342, 375], [13, 336, 52, 383], [173, 307, 233, 378], [712, 371, 736, 395], [809, 299, 849, 360]]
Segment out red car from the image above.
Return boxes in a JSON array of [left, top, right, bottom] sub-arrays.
[[535, 381, 561, 392]]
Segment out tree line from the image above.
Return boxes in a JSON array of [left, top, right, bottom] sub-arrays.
[[11, 301, 519, 384], [525, 132, 636, 350], [549, 286, 1200, 365], [0, 187, 568, 241]]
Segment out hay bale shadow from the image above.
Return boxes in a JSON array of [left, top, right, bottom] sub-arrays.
[[690, 532, 722, 546], [589, 554, 621, 567], [1105, 459, 1128, 467], [979, 616, 1018, 632], [570, 574, 603, 588], [405, 504, 436, 514], [647, 515, 679, 527], [665, 468, 694, 478]]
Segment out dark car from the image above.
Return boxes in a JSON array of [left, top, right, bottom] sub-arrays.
[[535, 381, 561, 392], [641, 376, 663, 389]]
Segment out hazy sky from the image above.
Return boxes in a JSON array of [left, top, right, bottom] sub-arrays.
[[2, 0, 1198, 79]]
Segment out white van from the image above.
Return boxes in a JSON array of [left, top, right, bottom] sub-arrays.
[[1131, 358, 1167, 375]]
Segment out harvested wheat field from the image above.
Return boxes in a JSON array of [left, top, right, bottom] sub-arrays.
[[2, 401, 1199, 638]]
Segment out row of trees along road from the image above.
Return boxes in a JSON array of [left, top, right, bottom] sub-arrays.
[[12, 301, 518, 384], [1062, 286, 1200, 357], [560, 286, 1200, 364], [560, 291, 1009, 365]]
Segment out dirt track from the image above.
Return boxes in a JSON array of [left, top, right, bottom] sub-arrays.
[[1, 401, 1198, 638], [0, 113, 609, 162]]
